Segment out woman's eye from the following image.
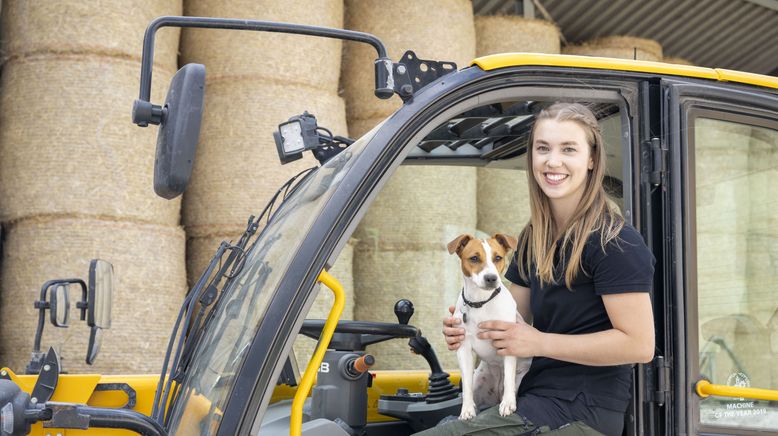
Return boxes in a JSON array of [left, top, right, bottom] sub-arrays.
[[535, 145, 549, 152], [469, 256, 479, 263], [563, 147, 577, 153]]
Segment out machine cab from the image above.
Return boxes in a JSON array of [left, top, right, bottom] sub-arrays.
[[165, 54, 778, 435]]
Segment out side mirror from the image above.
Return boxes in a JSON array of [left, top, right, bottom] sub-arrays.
[[152, 63, 206, 199], [49, 284, 71, 328], [86, 259, 114, 365], [87, 259, 113, 329]]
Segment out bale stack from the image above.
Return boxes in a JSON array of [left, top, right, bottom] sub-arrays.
[[343, 0, 476, 371], [0, 0, 185, 374], [564, 36, 663, 61], [474, 16, 560, 237], [179, 0, 348, 288], [694, 119, 752, 326]]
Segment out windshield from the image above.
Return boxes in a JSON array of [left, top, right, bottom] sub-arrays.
[[166, 127, 375, 434]]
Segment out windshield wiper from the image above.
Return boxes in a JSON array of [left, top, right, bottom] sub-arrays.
[[152, 166, 317, 426]]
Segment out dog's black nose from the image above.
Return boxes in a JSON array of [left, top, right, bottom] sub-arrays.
[[484, 274, 498, 286]]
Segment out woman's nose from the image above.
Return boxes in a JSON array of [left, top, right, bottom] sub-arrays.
[[545, 151, 562, 168]]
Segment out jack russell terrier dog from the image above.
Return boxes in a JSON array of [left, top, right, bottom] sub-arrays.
[[447, 233, 531, 420]]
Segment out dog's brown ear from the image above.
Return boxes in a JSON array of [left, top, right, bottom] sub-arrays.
[[447, 234, 473, 255], [493, 234, 518, 252]]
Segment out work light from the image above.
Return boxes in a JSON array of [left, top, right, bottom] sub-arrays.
[[274, 112, 320, 164]]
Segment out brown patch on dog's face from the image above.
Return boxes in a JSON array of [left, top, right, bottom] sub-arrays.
[[489, 233, 518, 273], [486, 238, 510, 274], [458, 238, 488, 278]]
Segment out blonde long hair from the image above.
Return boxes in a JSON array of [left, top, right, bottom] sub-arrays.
[[516, 103, 623, 288]]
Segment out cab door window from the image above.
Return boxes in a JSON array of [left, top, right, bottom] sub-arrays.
[[692, 114, 778, 431]]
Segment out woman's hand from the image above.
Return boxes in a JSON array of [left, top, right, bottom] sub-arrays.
[[477, 319, 543, 358], [442, 306, 465, 351]]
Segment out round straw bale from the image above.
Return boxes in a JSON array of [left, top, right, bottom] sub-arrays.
[[182, 79, 347, 235], [181, 0, 343, 92], [0, 55, 179, 226], [563, 36, 662, 61], [352, 246, 463, 370], [694, 119, 752, 234], [1, 0, 181, 68], [352, 166, 477, 246], [0, 217, 186, 374], [475, 15, 560, 56], [342, 0, 476, 122], [662, 56, 694, 66], [348, 115, 392, 139], [477, 168, 530, 236], [293, 239, 355, 367]]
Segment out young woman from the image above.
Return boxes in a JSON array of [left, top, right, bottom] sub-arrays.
[[418, 102, 655, 436]]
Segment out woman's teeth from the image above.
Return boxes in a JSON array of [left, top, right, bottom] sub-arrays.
[[546, 173, 567, 182]]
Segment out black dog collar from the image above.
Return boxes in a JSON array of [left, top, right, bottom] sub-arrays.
[[461, 286, 502, 309]]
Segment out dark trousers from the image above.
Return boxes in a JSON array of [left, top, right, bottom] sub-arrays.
[[413, 394, 624, 436]]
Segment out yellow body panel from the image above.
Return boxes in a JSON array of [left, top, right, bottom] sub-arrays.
[[471, 53, 778, 90], [1, 368, 159, 435]]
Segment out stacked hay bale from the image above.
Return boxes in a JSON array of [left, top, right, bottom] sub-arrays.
[[564, 36, 663, 61], [694, 119, 752, 323], [343, 0, 476, 370], [179, 0, 352, 371], [694, 119, 758, 383], [474, 16, 560, 237], [0, 0, 185, 374]]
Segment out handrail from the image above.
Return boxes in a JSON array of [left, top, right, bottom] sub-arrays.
[[695, 379, 778, 402], [290, 270, 345, 436]]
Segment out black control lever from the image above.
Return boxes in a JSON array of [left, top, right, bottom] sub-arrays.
[[394, 299, 458, 403], [394, 299, 414, 325], [407, 336, 459, 403]]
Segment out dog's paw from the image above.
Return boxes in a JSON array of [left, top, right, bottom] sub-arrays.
[[498, 396, 517, 416], [459, 402, 477, 420]]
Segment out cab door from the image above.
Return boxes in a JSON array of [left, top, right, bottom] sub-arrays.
[[665, 78, 778, 435]]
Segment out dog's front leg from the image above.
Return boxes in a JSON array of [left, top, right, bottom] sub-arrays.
[[499, 356, 518, 416], [457, 341, 477, 420]]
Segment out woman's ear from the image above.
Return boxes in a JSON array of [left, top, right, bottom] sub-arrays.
[[588, 157, 594, 170]]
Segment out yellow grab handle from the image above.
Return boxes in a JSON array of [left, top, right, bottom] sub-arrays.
[[290, 270, 345, 436], [695, 379, 778, 402]]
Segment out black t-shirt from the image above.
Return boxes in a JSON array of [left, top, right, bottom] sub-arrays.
[[505, 224, 655, 412]]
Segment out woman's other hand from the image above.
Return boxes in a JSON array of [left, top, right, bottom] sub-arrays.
[[443, 305, 465, 351], [477, 319, 542, 358]]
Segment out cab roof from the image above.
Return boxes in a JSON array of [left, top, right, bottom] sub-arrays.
[[472, 53, 778, 90]]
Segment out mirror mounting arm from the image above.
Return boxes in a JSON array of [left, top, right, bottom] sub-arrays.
[[132, 16, 392, 127], [32, 279, 87, 354]]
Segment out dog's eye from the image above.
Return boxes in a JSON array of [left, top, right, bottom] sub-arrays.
[[494, 255, 503, 262], [469, 256, 479, 263]]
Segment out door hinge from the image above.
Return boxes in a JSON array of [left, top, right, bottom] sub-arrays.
[[642, 137, 667, 186], [645, 355, 671, 406]]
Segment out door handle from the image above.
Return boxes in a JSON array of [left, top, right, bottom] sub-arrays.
[[695, 378, 778, 401], [290, 269, 345, 436]]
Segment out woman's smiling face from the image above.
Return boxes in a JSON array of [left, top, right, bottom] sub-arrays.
[[531, 119, 594, 209]]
